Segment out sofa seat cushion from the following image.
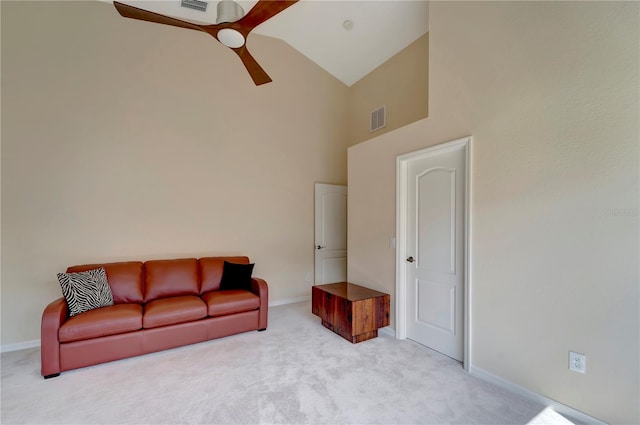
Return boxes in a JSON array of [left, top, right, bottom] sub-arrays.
[[143, 296, 206, 329], [202, 290, 260, 317], [59, 304, 142, 343]]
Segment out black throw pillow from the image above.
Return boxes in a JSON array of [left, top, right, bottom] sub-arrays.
[[219, 261, 255, 291]]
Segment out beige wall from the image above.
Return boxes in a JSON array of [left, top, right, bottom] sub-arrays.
[[348, 33, 428, 146], [348, 2, 638, 424], [1, 1, 349, 345]]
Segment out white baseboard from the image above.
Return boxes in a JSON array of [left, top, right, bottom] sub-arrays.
[[1, 339, 40, 353], [468, 365, 606, 425], [269, 296, 310, 307]]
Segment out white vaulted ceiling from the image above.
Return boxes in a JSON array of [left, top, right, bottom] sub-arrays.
[[105, 0, 428, 86]]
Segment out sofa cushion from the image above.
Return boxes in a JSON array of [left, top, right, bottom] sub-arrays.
[[57, 268, 114, 317], [219, 261, 255, 291], [59, 304, 142, 343], [144, 258, 199, 302], [202, 290, 260, 317], [143, 296, 207, 329], [67, 262, 144, 304], [199, 256, 249, 294]]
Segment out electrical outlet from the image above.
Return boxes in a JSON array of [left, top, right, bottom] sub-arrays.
[[305, 273, 312, 283], [569, 351, 586, 374]]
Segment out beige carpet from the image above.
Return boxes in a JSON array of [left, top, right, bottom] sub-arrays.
[[2, 301, 551, 424]]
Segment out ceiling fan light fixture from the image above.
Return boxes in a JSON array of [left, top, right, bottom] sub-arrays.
[[216, 0, 245, 24], [217, 28, 245, 48]]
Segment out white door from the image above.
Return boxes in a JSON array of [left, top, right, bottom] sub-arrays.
[[403, 142, 466, 361], [314, 183, 347, 284]]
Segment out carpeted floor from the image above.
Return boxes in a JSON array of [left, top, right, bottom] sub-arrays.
[[2, 301, 552, 424]]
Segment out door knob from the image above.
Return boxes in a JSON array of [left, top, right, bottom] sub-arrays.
[[406, 256, 414, 263], [316, 245, 325, 250]]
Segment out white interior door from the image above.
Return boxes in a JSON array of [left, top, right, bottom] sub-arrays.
[[314, 183, 347, 285], [404, 143, 466, 361]]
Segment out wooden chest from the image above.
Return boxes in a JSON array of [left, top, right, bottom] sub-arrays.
[[312, 282, 390, 343]]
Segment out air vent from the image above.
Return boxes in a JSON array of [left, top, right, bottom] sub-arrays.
[[181, 0, 208, 12], [370, 105, 386, 132]]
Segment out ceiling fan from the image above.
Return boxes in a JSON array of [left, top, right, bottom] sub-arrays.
[[113, 0, 299, 85]]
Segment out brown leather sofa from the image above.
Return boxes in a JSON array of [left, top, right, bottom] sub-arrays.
[[41, 256, 268, 378]]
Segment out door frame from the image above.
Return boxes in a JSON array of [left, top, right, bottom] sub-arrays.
[[395, 136, 472, 370]]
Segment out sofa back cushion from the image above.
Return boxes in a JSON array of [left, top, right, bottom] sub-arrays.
[[66, 262, 144, 304], [144, 258, 199, 302], [199, 256, 249, 294]]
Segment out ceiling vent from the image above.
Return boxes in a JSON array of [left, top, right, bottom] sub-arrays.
[[181, 0, 208, 12], [370, 105, 386, 132]]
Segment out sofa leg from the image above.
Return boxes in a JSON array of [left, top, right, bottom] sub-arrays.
[[258, 328, 267, 332], [44, 373, 60, 379]]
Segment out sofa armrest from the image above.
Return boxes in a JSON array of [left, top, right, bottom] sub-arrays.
[[41, 297, 68, 378], [250, 277, 268, 330]]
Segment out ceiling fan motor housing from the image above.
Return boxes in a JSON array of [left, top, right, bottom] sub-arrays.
[[216, 0, 245, 24]]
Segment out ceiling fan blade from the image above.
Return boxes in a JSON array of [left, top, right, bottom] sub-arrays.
[[114, 2, 204, 32], [233, 47, 272, 86], [235, 0, 298, 33], [113, 1, 295, 86]]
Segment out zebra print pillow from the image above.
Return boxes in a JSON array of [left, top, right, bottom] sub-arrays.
[[57, 267, 114, 316]]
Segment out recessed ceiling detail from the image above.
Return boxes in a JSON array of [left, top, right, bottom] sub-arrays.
[[254, 1, 428, 86]]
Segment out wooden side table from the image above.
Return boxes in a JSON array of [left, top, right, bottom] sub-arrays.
[[312, 282, 390, 343]]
